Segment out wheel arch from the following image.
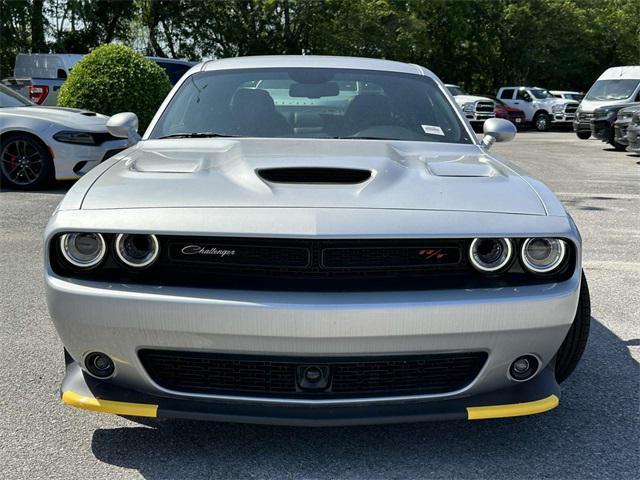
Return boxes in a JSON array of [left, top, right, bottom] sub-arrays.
[[1, 129, 55, 162], [533, 109, 550, 118]]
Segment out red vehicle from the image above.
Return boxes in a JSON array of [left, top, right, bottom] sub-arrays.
[[489, 97, 526, 127]]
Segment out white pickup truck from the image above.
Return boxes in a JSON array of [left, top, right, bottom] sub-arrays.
[[445, 84, 495, 128], [496, 86, 578, 131]]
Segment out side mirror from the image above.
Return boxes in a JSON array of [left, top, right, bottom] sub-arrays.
[[481, 118, 517, 149], [107, 112, 140, 145]]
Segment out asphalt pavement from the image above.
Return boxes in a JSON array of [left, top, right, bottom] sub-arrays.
[[0, 131, 638, 479]]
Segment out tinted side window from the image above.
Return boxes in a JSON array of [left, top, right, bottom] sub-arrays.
[[499, 89, 514, 99]]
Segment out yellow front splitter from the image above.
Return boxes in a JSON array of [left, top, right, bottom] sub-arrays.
[[467, 394, 559, 420], [62, 389, 558, 422], [62, 390, 158, 418]]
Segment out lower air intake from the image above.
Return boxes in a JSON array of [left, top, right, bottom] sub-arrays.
[[139, 350, 488, 399]]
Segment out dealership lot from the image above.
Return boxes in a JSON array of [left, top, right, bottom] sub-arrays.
[[0, 132, 638, 479]]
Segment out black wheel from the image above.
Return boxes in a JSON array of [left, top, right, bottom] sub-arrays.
[[0, 133, 54, 190], [555, 272, 590, 383], [534, 112, 551, 132], [576, 131, 591, 140]]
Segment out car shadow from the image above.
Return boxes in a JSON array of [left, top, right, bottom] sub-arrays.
[[0, 180, 75, 194], [90, 318, 638, 479]]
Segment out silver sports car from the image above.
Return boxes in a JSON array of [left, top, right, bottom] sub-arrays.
[[45, 56, 590, 426]]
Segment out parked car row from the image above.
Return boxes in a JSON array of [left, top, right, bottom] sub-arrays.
[[446, 84, 579, 132], [573, 66, 640, 151], [2, 53, 194, 105]]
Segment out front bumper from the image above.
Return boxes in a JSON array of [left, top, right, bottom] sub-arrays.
[[591, 119, 613, 142], [627, 124, 640, 153], [47, 265, 581, 423], [49, 139, 128, 180], [614, 120, 631, 146], [551, 113, 575, 123], [61, 359, 560, 425]]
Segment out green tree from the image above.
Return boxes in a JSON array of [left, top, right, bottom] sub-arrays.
[[57, 43, 171, 129]]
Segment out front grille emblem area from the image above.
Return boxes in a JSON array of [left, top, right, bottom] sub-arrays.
[[297, 365, 330, 391]]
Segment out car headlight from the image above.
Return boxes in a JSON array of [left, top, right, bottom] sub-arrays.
[[552, 104, 564, 113], [115, 233, 160, 268], [53, 131, 98, 145], [60, 232, 107, 268], [462, 102, 475, 112], [521, 238, 566, 273], [469, 238, 513, 272], [594, 108, 617, 120]]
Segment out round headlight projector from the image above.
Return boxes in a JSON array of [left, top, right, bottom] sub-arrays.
[[60, 232, 106, 268], [469, 238, 513, 272], [115, 233, 160, 268], [521, 238, 566, 273]]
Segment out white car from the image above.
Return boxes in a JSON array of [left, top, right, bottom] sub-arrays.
[[445, 84, 495, 127], [496, 86, 578, 131], [47, 56, 589, 425], [0, 84, 129, 190], [549, 90, 584, 102]]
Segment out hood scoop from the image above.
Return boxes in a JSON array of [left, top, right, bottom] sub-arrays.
[[257, 167, 372, 184]]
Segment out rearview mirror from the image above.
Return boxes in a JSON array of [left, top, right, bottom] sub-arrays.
[[107, 112, 140, 145], [481, 118, 517, 149]]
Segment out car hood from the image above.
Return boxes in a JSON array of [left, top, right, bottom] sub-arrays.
[[452, 95, 493, 105], [1, 106, 109, 130], [578, 98, 639, 113], [81, 138, 547, 215]]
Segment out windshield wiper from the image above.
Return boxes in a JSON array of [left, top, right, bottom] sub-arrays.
[[157, 132, 238, 139]]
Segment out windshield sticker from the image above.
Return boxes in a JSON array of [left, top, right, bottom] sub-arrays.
[[422, 125, 445, 136]]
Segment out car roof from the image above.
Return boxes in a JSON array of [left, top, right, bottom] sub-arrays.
[[199, 55, 430, 77], [599, 66, 640, 80], [147, 57, 195, 66]]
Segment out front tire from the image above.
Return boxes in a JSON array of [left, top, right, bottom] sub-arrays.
[[576, 131, 591, 140], [555, 272, 590, 383], [0, 133, 54, 190], [534, 112, 551, 132]]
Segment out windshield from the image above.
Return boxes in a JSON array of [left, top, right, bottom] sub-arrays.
[[446, 85, 466, 96], [151, 68, 472, 144], [585, 79, 640, 101], [565, 93, 584, 101], [0, 85, 32, 107], [530, 88, 553, 99]]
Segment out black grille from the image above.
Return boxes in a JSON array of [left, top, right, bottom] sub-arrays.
[[50, 235, 576, 291], [565, 104, 578, 114], [257, 167, 372, 184], [139, 350, 488, 398], [475, 101, 494, 113]]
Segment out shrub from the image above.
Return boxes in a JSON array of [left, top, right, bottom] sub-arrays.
[[57, 44, 171, 131]]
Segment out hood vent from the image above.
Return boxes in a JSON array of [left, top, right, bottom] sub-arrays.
[[257, 167, 372, 184]]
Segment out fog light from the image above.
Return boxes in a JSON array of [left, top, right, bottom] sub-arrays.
[[85, 352, 115, 378], [509, 355, 539, 382]]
